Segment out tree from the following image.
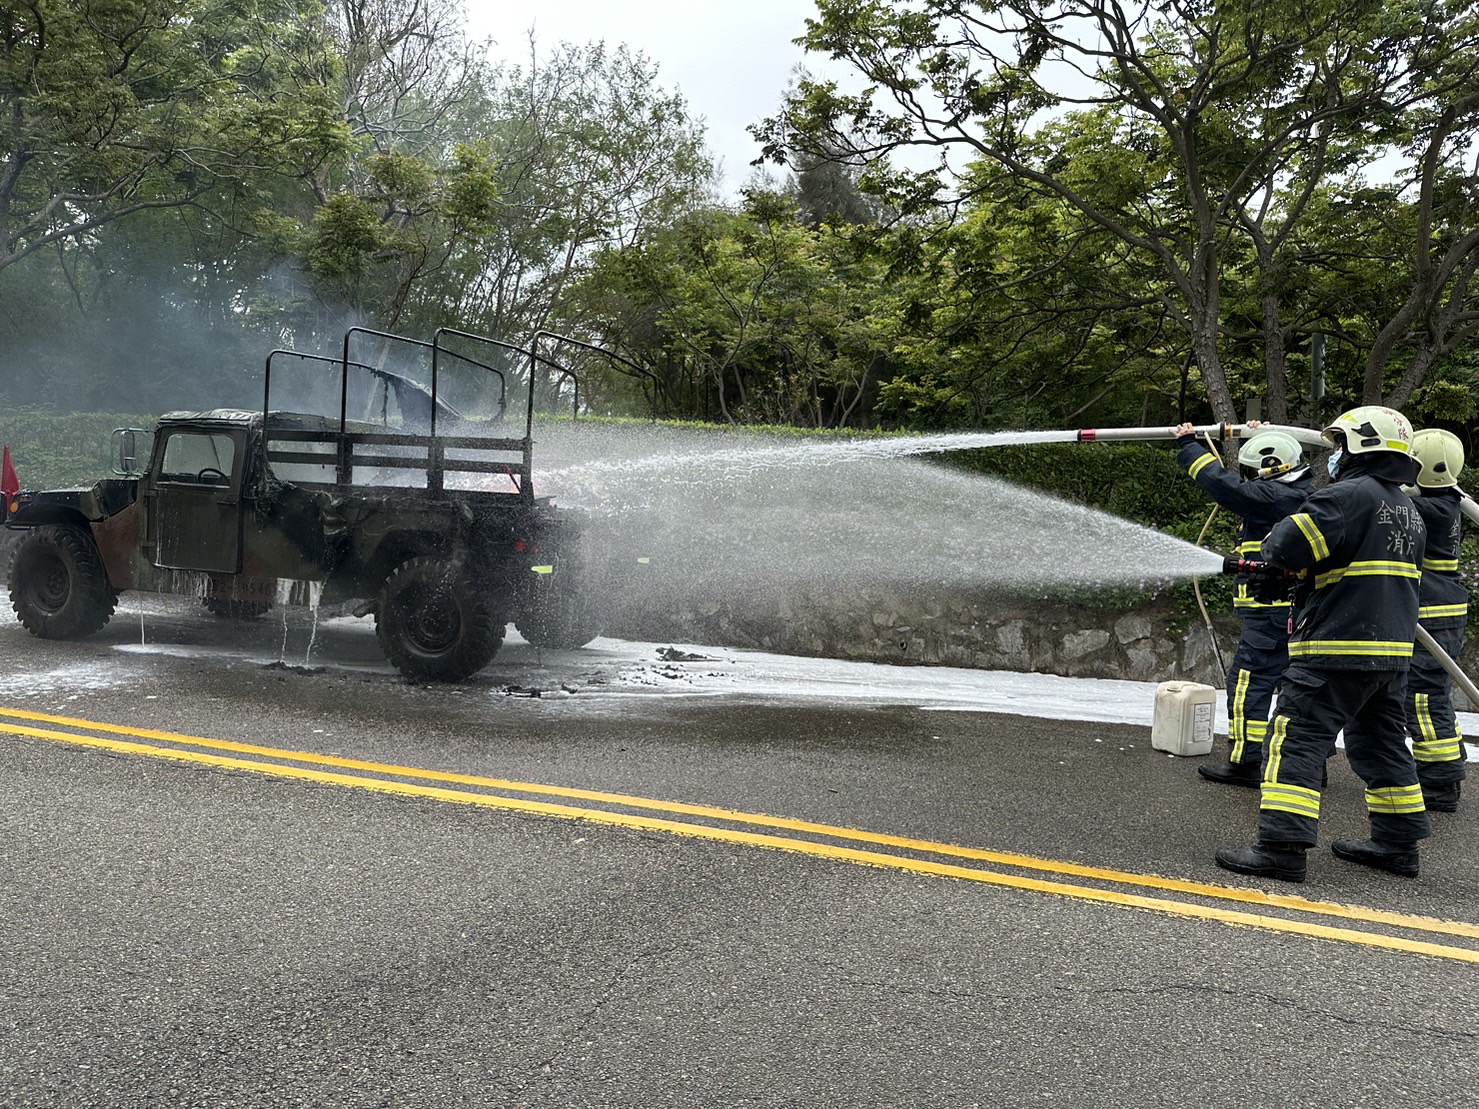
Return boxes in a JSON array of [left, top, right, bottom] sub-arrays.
[[757, 0, 1479, 422], [1, 0, 348, 276], [329, 0, 474, 163], [569, 191, 899, 427], [847, 160, 1202, 432], [1362, 90, 1479, 408], [787, 128, 887, 229], [281, 40, 716, 342]]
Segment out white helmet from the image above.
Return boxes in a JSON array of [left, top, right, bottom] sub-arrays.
[[1322, 405, 1413, 456], [1237, 430, 1303, 478], [1411, 428, 1465, 488]]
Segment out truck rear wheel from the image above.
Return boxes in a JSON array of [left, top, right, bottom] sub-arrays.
[[8, 524, 119, 639], [515, 564, 610, 650], [375, 556, 504, 681]]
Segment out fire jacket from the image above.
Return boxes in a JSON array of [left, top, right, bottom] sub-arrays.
[[1176, 439, 1314, 611], [1261, 466, 1425, 670], [1413, 488, 1468, 632]]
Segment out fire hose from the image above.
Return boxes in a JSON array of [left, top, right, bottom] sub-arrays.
[[1071, 422, 1331, 449], [1190, 431, 1227, 683]]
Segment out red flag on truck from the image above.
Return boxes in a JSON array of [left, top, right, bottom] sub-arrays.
[[2, 446, 19, 507]]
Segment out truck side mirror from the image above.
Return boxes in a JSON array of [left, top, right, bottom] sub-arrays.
[[112, 427, 146, 476]]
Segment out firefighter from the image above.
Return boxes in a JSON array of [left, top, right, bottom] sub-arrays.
[[1216, 405, 1428, 882], [1405, 428, 1469, 812], [1172, 422, 1313, 786]]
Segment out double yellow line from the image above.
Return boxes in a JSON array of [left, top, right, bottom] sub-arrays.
[[4, 705, 1478, 965]]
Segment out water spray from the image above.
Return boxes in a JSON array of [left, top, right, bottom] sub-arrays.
[[536, 419, 1479, 704]]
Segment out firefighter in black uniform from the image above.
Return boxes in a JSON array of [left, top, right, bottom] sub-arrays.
[[1216, 405, 1429, 882], [1173, 423, 1313, 785], [1406, 428, 1469, 812]]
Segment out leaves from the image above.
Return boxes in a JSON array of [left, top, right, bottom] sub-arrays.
[[767, 0, 1479, 422], [0, 0, 348, 272]]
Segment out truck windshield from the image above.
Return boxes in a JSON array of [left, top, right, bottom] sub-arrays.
[[160, 432, 237, 485]]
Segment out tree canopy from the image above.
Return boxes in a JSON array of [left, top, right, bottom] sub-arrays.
[[756, 0, 1479, 423], [1, 0, 348, 274]]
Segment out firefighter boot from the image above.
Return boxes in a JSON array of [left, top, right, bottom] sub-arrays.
[[1423, 783, 1461, 813], [1198, 755, 1262, 788], [1331, 839, 1420, 878], [1214, 842, 1307, 882]]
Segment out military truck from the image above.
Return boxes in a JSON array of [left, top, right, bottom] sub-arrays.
[[3, 327, 620, 681]]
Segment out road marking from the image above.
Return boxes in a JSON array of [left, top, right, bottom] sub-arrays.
[[0, 708, 1462, 938], [4, 705, 1478, 964]]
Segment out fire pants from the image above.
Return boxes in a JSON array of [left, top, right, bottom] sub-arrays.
[[1259, 663, 1431, 848], [1226, 609, 1291, 767], [1406, 624, 1468, 789]]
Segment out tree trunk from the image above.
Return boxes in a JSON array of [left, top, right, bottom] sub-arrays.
[[1261, 290, 1290, 424], [1185, 239, 1237, 421]]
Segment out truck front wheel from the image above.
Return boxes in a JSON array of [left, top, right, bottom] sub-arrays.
[[8, 525, 119, 639], [375, 556, 504, 681]]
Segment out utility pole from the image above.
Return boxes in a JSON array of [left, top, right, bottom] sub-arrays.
[[1305, 334, 1326, 423]]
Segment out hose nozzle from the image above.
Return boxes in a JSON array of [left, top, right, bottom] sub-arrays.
[[1221, 556, 1299, 580], [1221, 556, 1308, 604]]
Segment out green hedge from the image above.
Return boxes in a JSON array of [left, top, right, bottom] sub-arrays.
[[0, 408, 153, 489]]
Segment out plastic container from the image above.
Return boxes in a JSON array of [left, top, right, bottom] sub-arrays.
[[1150, 681, 1217, 756]]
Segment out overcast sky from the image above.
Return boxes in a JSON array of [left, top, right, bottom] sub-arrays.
[[464, 0, 824, 194]]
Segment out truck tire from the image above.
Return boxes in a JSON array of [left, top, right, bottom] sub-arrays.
[[8, 524, 119, 639], [375, 556, 504, 681], [515, 564, 610, 650]]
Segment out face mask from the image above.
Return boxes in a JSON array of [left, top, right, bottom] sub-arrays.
[[1327, 449, 1343, 479]]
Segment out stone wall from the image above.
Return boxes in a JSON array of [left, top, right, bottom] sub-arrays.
[[606, 586, 1236, 686], [607, 585, 1479, 709]]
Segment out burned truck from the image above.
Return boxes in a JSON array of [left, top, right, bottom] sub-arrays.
[[4, 327, 622, 681]]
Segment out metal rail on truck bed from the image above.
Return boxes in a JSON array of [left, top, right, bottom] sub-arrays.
[[260, 328, 548, 500]]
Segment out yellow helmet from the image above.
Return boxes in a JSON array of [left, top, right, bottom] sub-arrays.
[[1322, 405, 1413, 456], [1411, 428, 1465, 488]]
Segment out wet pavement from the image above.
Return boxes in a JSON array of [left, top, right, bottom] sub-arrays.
[[3, 595, 1479, 1106]]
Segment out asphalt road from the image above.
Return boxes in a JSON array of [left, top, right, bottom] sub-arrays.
[[3, 597, 1479, 1107]]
